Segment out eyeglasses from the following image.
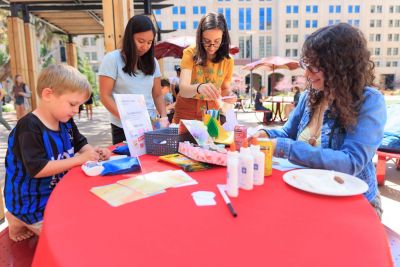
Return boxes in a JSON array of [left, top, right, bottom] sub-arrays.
[[299, 58, 320, 73], [201, 41, 223, 48]]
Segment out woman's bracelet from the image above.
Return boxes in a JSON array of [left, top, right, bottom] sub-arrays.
[[196, 83, 205, 94]]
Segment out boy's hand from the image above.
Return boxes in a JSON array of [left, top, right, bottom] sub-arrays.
[[95, 147, 112, 161], [77, 147, 99, 164]]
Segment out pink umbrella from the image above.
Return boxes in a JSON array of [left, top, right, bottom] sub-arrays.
[[242, 56, 300, 72], [155, 36, 239, 59], [242, 56, 300, 96]]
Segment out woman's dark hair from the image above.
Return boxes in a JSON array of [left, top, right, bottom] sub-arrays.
[[195, 12, 231, 66], [161, 78, 170, 87], [302, 23, 375, 129], [121, 15, 156, 76]]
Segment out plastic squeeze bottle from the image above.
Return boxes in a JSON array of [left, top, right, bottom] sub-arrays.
[[226, 151, 239, 197], [238, 147, 254, 190], [250, 145, 265, 185]]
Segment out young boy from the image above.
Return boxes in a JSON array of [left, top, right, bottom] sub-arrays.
[[4, 64, 111, 242]]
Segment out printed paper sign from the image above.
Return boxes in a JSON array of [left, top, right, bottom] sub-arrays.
[[114, 94, 153, 156]]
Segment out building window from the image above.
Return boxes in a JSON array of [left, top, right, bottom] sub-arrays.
[[172, 7, 178, 15], [239, 36, 252, 59], [259, 36, 265, 58], [355, 5, 360, 13], [394, 48, 399, 55], [91, 52, 97, 61], [239, 8, 244, 30], [313, 5, 318, 13], [387, 48, 392, 56], [193, 21, 198, 29], [336, 5, 341, 13], [386, 61, 391, 67], [285, 35, 291, 43], [395, 34, 400, 41], [305, 20, 310, 28], [239, 36, 245, 58], [312, 20, 318, 28], [219, 8, 231, 30], [157, 21, 162, 29], [259, 8, 265, 30], [354, 20, 360, 27], [376, 34, 381, 41], [393, 61, 398, 67], [293, 20, 299, 28], [266, 36, 272, 56], [292, 49, 298, 57], [293, 5, 299, 13], [193, 6, 198, 14], [200, 6, 206, 14], [173, 21, 179, 30], [286, 5, 291, 13], [246, 8, 251, 30], [226, 8, 231, 30], [286, 20, 291, 28], [306, 5, 311, 13], [82, 37, 89, 46], [348, 5, 353, 13], [293, 34, 298, 42], [375, 48, 381, 56], [329, 5, 334, 13], [285, 49, 290, 57], [328, 20, 334, 25], [180, 21, 186, 29], [388, 34, 393, 41], [180, 6, 186, 14], [266, 8, 272, 30], [245, 36, 252, 58], [154, 9, 161, 15]]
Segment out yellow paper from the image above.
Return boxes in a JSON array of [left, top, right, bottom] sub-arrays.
[[117, 174, 168, 195], [154, 170, 196, 188], [90, 184, 146, 207]]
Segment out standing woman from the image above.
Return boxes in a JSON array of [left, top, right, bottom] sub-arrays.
[[99, 15, 167, 144], [173, 12, 236, 123], [12, 75, 30, 120]]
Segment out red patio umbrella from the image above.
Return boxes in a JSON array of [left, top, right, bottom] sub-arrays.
[[155, 36, 240, 59]]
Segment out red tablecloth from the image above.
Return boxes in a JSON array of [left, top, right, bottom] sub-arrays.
[[32, 155, 393, 267]]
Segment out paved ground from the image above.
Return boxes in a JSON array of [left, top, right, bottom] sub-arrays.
[[1, 106, 399, 233]]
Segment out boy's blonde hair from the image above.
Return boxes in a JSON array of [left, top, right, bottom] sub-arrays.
[[36, 64, 91, 98]]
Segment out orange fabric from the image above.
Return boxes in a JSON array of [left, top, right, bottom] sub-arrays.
[[173, 46, 233, 123], [33, 155, 393, 267]]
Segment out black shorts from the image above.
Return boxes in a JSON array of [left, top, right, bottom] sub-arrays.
[[15, 96, 24, 105]]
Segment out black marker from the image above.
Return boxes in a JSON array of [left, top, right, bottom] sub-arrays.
[[217, 184, 238, 217]]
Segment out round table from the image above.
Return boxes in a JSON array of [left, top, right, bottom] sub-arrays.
[[32, 155, 392, 267]]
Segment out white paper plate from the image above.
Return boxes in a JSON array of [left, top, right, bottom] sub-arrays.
[[282, 169, 368, 196]]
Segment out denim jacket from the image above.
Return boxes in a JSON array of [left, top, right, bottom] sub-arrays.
[[265, 87, 386, 202]]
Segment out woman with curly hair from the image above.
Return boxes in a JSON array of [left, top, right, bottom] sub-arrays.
[[252, 23, 386, 218]]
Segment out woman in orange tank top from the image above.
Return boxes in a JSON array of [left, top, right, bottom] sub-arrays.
[[173, 12, 236, 123]]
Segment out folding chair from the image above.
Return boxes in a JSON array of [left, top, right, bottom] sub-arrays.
[[376, 150, 400, 186]]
